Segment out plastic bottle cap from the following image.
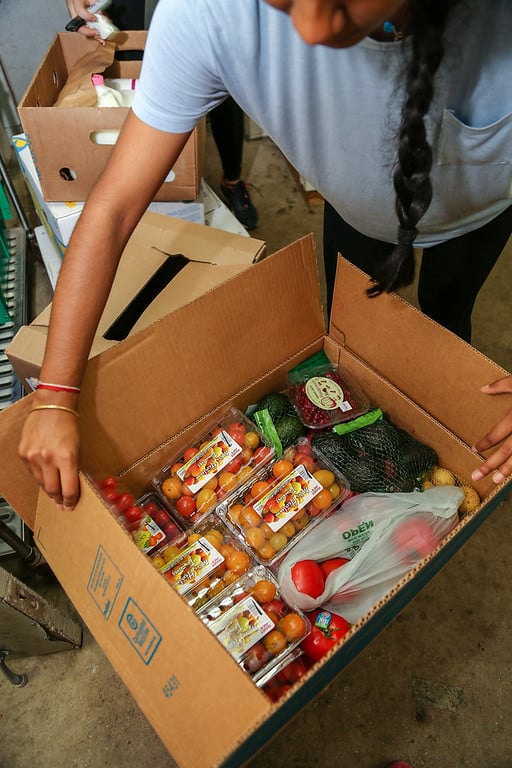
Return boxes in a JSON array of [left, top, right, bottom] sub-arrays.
[[91, 74, 105, 87]]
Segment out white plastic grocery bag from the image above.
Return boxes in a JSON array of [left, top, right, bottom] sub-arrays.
[[277, 486, 462, 624]]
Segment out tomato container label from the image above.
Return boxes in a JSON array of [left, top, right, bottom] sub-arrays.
[[176, 432, 242, 494], [305, 376, 353, 414], [132, 515, 166, 554], [211, 596, 274, 661], [160, 538, 224, 595], [253, 464, 323, 531]]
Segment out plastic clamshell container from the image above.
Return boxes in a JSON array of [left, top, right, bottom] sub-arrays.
[[198, 566, 310, 685], [152, 513, 255, 612], [259, 649, 310, 701], [153, 406, 274, 528], [218, 442, 350, 567], [287, 361, 370, 429], [132, 492, 183, 556]]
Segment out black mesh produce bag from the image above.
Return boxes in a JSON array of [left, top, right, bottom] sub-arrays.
[[311, 415, 437, 493]]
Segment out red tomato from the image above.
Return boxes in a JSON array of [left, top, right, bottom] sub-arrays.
[[183, 447, 199, 462], [124, 505, 144, 526], [319, 557, 350, 580], [115, 493, 135, 513], [264, 598, 288, 623], [243, 642, 270, 673], [291, 559, 325, 598], [392, 518, 438, 562], [100, 475, 118, 489], [102, 488, 119, 505], [300, 609, 351, 661], [175, 496, 196, 518]]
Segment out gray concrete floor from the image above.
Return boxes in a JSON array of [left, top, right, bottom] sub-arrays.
[[2, 127, 512, 768]]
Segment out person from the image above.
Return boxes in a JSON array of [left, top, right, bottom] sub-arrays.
[[65, 0, 259, 229], [19, 0, 512, 511]]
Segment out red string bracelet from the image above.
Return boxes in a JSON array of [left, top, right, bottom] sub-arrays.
[[36, 381, 81, 394]]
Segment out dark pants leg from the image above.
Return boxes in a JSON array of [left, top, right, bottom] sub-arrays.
[[209, 97, 245, 181], [323, 201, 512, 342], [417, 205, 512, 342]]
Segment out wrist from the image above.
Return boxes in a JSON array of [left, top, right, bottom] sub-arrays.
[[33, 387, 80, 408]]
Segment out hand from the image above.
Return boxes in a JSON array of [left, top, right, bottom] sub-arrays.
[[66, 0, 108, 39], [471, 375, 512, 484], [18, 406, 81, 510]]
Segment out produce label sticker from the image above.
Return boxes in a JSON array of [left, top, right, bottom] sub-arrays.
[[87, 545, 123, 619], [176, 431, 242, 494], [305, 376, 353, 413], [211, 596, 274, 661], [253, 464, 323, 531], [132, 515, 166, 554], [160, 538, 223, 595], [118, 597, 161, 665]]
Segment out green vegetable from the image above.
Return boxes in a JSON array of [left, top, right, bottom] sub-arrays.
[[275, 415, 306, 449]]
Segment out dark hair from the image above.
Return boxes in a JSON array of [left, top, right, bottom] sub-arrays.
[[367, 0, 460, 297]]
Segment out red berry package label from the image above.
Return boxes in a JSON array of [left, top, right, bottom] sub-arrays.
[[160, 538, 224, 595], [304, 375, 354, 414], [132, 515, 166, 554], [211, 596, 275, 661], [177, 432, 242, 494], [253, 464, 323, 531]]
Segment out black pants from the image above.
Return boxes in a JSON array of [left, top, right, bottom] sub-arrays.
[[209, 97, 245, 182], [323, 202, 512, 342]]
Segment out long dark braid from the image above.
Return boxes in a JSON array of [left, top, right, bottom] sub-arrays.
[[367, 0, 460, 297]]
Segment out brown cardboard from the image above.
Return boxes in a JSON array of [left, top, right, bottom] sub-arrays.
[[0, 236, 510, 767], [7, 212, 266, 388], [17, 32, 204, 202]]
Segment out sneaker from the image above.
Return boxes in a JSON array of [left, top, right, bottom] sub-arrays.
[[220, 180, 259, 230]]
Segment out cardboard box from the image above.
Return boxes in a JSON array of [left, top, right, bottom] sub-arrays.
[[17, 32, 204, 203], [0, 239, 510, 767], [7, 213, 265, 389]]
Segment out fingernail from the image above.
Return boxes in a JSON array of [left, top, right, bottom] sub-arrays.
[[471, 470, 483, 481], [493, 471, 505, 484], [480, 384, 491, 392], [55, 503, 64, 510]]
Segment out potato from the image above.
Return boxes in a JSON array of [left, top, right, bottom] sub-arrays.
[[431, 466, 456, 486], [458, 485, 481, 515]]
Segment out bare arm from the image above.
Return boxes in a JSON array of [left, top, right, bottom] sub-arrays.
[[18, 112, 192, 509]]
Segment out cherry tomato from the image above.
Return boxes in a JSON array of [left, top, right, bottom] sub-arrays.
[[183, 447, 199, 462], [300, 609, 351, 661], [100, 475, 118, 489], [319, 557, 350, 580], [251, 579, 277, 604], [115, 493, 135, 513], [264, 598, 288, 623], [278, 612, 307, 642], [263, 630, 287, 655], [291, 559, 325, 598], [175, 496, 196, 518], [124, 505, 144, 526], [243, 642, 270, 673]]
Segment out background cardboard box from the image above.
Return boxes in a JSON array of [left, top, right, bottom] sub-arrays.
[[17, 32, 204, 202], [0, 237, 510, 767], [7, 213, 265, 389]]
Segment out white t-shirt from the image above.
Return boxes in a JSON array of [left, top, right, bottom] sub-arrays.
[[133, 0, 512, 246]]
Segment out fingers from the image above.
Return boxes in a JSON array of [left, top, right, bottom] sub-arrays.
[[480, 375, 512, 396], [472, 411, 512, 484], [471, 379, 512, 484], [18, 412, 81, 511]]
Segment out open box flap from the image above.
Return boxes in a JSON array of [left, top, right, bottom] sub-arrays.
[[0, 235, 324, 528], [330, 256, 512, 449], [34, 481, 269, 768], [6, 213, 265, 375]]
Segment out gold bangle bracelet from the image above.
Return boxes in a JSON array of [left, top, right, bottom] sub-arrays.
[[30, 404, 79, 418]]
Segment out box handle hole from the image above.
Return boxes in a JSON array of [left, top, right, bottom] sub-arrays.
[[59, 167, 77, 181]]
